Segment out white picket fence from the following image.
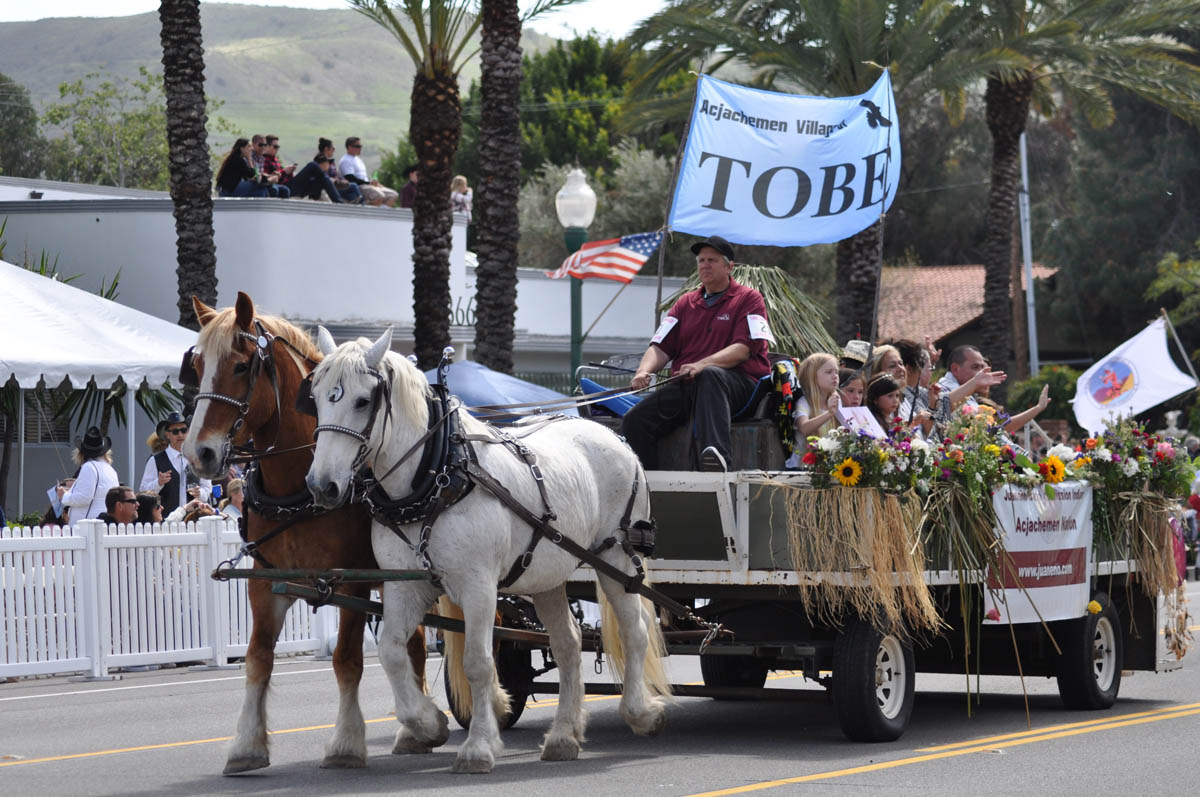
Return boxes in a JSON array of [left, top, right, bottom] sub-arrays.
[[1, 518, 344, 679]]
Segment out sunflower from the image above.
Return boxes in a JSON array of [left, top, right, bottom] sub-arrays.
[[1042, 454, 1066, 484], [834, 457, 862, 486]]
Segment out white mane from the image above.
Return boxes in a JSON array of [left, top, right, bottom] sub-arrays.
[[313, 339, 431, 430]]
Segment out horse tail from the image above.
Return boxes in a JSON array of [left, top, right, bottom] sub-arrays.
[[597, 576, 672, 699], [437, 596, 511, 722]]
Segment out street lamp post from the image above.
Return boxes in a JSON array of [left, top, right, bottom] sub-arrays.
[[555, 168, 597, 379]]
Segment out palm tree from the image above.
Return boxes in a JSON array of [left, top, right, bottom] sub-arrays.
[[158, 0, 217, 331], [970, 1, 1200, 385], [472, 0, 523, 373], [349, 1, 481, 368], [630, 0, 1005, 344]]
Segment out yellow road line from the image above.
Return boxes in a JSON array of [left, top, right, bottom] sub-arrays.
[[916, 701, 1200, 751], [688, 706, 1200, 796]]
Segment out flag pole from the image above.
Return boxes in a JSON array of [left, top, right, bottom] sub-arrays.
[[655, 78, 702, 326], [581, 280, 632, 341], [1160, 308, 1200, 388]]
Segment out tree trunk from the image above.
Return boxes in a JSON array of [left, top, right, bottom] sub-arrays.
[[159, 0, 217, 331], [834, 219, 884, 344], [1010, 211, 1028, 380], [472, 0, 523, 374], [981, 74, 1033, 398], [410, 70, 462, 369]]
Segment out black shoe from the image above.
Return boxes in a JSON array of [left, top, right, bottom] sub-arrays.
[[699, 446, 728, 472]]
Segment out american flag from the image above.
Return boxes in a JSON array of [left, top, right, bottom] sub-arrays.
[[545, 232, 663, 284]]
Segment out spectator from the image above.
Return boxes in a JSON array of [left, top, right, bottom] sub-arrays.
[[339, 137, 399, 206], [215, 138, 271, 198], [869, 344, 905, 383], [288, 154, 346, 203], [166, 499, 217, 523], [318, 137, 363, 203], [220, 478, 244, 520], [866, 373, 904, 434], [397, 165, 418, 209], [146, 430, 167, 456], [840, 339, 872, 370], [450, 174, 472, 220], [136, 492, 164, 524], [261, 135, 297, 185], [97, 486, 139, 526], [39, 505, 68, 527], [58, 426, 120, 521], [894, 338, 948, 431], [250, 134, 267, 171], [140, 412, 210, 516]]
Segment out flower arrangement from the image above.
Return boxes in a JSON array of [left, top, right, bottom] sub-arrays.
[[801, 426, 938, 494]]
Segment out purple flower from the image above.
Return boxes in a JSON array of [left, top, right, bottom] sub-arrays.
[[941, 468, 952, 480], [1112, 454, 1122, 463]]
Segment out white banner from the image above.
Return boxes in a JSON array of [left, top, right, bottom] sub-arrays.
[[1071, 318, 1197, 435], [668, 72, 900, 246], [984, 482, 1093, 625]]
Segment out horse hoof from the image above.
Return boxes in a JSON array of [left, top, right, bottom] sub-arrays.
[[629, 708, 667, 737], [540, 736, 581, 761], [451, 755, 495, 774], [223, 755, 270, 775], [391, 735, 432, 755], [320, 753, 367, 769]]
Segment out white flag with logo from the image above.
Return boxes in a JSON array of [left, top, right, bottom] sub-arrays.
[[1071, 318, 1197, 435]]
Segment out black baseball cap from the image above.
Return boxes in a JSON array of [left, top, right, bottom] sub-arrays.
[[690, 235, 735, 261]]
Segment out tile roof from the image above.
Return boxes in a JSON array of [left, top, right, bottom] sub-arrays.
[[877, 264, 1057, 343]]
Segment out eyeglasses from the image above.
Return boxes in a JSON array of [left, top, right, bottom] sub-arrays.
[[168, 427, 188, 435], [349, 143, 361, 149], [118, 498, 139, 505]]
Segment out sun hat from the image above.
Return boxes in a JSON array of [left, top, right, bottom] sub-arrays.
[[75, 426, 112, 458]]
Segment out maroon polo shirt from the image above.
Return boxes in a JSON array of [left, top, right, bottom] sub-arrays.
[[653, 278, 771, 380]]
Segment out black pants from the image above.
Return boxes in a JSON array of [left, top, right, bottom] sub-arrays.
[[288, 163, 343, 202], [621, 366, 757, 470]]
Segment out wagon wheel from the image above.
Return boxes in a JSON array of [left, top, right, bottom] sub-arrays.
[[831, 616, 915, 742], [1055, 591, 1123, 710], [444, 639, 533, 731]]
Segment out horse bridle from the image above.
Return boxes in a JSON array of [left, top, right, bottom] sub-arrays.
[[179, 320, 317, 463], [297, 363, 393, 474]]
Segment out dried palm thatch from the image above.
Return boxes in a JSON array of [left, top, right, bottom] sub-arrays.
[[781, 486, 939, 636], [1119, 492, 1181, 601], [660, 264, 839, 360]]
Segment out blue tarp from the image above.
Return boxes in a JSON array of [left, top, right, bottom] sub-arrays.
[[423, 360, 578, 417]]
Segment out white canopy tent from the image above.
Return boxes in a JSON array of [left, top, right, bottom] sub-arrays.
[[1, 259, 197, 513]]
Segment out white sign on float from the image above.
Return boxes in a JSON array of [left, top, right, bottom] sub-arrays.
[[669, 72, 900, 246], [985, 482, 1093, 625]]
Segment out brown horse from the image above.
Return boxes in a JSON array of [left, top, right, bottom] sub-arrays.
[[183, 293, 427, 774]]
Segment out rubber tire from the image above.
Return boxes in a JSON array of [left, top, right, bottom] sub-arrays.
[[832, 618, 915, 742], [699, 653, 769, 697], [1055, 592, 1123, 710], [443, 640, 530, 731]]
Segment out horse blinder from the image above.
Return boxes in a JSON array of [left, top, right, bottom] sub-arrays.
[[179, 347, 200, 388], [295, 374, 318, 417]]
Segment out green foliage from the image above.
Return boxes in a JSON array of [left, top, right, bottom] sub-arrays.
[[1008, 365, 1084, 437], [377, 135, 419, 191], [42, 68, 170, 190], [0, 72, 45, 178], [1147, 243, 1200, 327]]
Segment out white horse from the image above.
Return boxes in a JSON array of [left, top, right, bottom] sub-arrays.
[[303, 327, 670, 773]]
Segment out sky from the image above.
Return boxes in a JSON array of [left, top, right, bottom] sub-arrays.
[[0, 0, 669, 41]]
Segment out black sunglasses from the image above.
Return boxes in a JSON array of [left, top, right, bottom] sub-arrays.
[[118, 498, 139, 505], [168, 427, 188, 435]]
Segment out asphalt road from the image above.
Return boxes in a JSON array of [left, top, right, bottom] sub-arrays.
[[3, 583, 1198, 796]]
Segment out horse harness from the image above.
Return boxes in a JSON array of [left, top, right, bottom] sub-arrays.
[[300, 365, 662, 601]]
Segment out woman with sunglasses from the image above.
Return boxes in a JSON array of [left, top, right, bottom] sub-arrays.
[[139, 412, 211, 516]]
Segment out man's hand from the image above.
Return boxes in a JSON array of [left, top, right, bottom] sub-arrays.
[[969, 368, 1007, 391], [923, 335, 941, 365], [678, 362, 707, 380], [157, 470, 172, 487], [631, 371, 654, 390]]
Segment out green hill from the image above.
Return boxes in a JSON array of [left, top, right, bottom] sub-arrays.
[[0, 3, 557, 170]]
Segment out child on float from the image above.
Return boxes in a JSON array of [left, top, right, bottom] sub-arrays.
[[866, 373, 904, 436], [838, 368, 866, 407], [790, 353, 841, 464]]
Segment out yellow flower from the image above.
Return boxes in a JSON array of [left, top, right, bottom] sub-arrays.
[[976, 405, 998, 425], [1087, 600, 1102, 615], [834, 458, 862, 487], [984, 444, 1001, 457], [1069, 456, 1092, 470], [878, 450, 888, 462], [1042, 455, 1066, 484]]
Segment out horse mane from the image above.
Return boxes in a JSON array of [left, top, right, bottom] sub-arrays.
[[196, 308, 322, 368], [313, 340, 431, 430]]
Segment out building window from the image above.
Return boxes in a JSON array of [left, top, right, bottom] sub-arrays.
[[0, 388, 73, 444]]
